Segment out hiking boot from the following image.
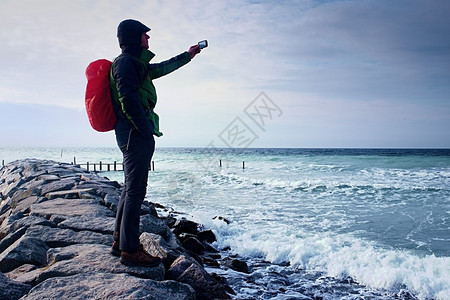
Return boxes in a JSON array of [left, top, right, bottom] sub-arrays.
[[110, 240, 121, 257], [120, 245, 162, 267]]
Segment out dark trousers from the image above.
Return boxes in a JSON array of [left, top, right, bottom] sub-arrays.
[[113, 118, 155, 252]]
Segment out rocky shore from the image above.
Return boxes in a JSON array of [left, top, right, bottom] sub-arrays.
[[0, 159, 244, 299]]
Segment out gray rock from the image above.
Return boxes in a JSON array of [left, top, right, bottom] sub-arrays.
[[176, 263, 232, 300], [197, 229, 217, 243], [36, 244, 165, 283], [80, 174, 121, 189], [141, 200, 158, 216], [58, 215, 115, 235], [37, 174, 60, 182], [44, 188, 96, 200], [25, 225, 112, 248], [140, 232, 183, 268], [166, 255, 200, 281], [22, 272, 195, 300], [39, 178, 78, 196], [173, 218, 199, 235], [140, 213, 173, 240], [8, 195, 41, 215], [0, 272, 31, 300], [104, 193, 119, 212], [0, 215, 55, 240], [1, 178, 25, 199], [182, 237, 205, 255], [30, 198, 114, 219], [0, 236, 48, 273], [3, 264, 37, 281], [10, 179, 45, 203], [0, 227, 27, 254], [76, 181, 121, 198], [222, 257, 249, 273]]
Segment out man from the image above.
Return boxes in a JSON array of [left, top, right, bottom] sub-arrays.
[[110, 19, 201, 267]]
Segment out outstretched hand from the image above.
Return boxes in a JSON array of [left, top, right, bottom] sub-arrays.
[[188, 45, 201, 59]]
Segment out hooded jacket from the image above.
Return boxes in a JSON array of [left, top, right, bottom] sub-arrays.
[[111, 20, 191, 137]]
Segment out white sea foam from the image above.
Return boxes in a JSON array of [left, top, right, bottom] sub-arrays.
[[208, 223, 450, 300]]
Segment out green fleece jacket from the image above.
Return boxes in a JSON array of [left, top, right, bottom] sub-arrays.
[[111, 48, 191, 137]]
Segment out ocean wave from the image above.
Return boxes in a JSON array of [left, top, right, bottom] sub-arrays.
[[214, 170, 445, 195], [210, 224, 450, 300]]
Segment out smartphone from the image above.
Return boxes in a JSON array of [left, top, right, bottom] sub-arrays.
[[198, 40, 208, 49]]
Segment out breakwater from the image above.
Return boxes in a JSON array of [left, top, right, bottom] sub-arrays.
[[0, 159, 241, 299]]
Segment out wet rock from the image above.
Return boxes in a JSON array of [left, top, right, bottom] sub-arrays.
[[222, 257, 249, 273], [213, 215, 230, 224], [197, 229, 217, 243], [172, 218, 199, 235], [178, 232, 197, 242], [202, 255, 221, 268], [176, 263, 232, 300], [166, 255, 200, 281], [21, 272, 196, 300], [182, 237, 205, 255], [0, 272, 31, 300], [141, 200, 158, 216]]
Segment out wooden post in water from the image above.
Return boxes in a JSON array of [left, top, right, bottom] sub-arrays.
[[107, 164, 110, 171], [114, 161, 117, 171], [219, 159, 222, 167], [73, 157, 76, 165], [93, 164, 96, 172], [86, 162, 89, 171], [99, 161, 102, 171], [2, 160, 4, 167], [243, 161, 245, 169]]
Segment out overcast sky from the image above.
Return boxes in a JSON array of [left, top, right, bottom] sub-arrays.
[[0, 0, 449, 148]]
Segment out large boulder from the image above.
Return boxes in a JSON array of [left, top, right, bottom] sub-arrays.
[[0, 236, 48, 273], [25, 225, 112, 248], [0, 272, 31, 300], [21, 272, 196, 300], [30, 198, 114, 220], [32, 243, 165, 284]]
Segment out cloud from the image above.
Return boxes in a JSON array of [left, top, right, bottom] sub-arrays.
[[0, 0, 449, 147]]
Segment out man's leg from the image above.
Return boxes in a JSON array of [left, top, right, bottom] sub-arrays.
[[119, 129, 154, 252]]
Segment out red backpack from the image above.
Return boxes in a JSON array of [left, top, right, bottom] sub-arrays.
[[85, 59, 117, 132]]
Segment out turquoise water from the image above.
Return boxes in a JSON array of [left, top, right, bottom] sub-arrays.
[[1, 147, 449, 299]]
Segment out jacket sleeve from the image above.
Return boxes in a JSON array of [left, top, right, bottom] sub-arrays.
[[113, 56, 153, 138], [148, 52, 191, 80]]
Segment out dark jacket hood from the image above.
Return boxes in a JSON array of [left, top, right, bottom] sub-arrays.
[[117, 19, 150, 48]]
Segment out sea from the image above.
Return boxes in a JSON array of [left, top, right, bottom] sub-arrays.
[[1, 147, 449, 300]]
